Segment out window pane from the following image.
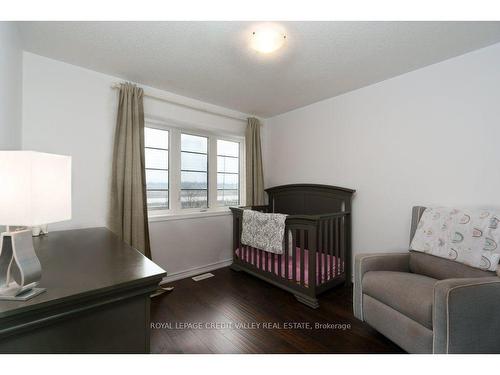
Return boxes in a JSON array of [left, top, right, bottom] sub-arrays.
[[182, 152, 207, 171], [217, 156, 238, 174], [181, 171, 207, 189], [181, 134, 207, 153], [181, 190, 207, 209], [146, 170, 168, 190], [217, 173, 238, 189], [217, 190, 224, 205], [217, 190, 239, 206], [147, 190, 168, 210], [217, 140, 239, 157], [145, 127, 169, 149], [145, 148, 168, 170]]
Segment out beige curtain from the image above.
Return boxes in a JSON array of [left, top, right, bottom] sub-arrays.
[[109, 83, 151, 258], [245, 117, 265, 206]]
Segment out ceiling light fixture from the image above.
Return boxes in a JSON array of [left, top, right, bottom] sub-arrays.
[[250, 25, 287, 54]]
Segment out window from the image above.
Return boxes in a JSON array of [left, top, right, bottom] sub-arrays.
[[181, 133, 208, 209], [217, 140, 240, 206], [145, 127, 169, 211], [145, 121, 244, 217]]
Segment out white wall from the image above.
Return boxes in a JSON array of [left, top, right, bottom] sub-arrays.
[[0, 22, 22, 149], [265, 43, 500, 269], [22, 52, 247, 280]]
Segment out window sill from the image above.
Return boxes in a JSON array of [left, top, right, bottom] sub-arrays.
[[148, 209, 234, 223]]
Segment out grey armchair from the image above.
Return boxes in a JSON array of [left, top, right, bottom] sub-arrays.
[[354, 206, 500, 354]]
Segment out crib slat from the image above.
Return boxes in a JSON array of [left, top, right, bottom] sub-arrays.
[[285, 230, 289, 280], [335, 217, 340, 276], [328, 219, 335, 280], [325, 219, 331, 282], [324, 219, 328, 282], [321, 220, 325, 280], [278, 241, 283, 277], [292, 229, 297, 282], [320, 220, 325, 284], [340, 215, 345, 274], [318, 221, 323, 285], [323, 220, 328, 283], [262, 249, 265, 271], [236, 217, 241, 259], [300, 229, 305, 287]]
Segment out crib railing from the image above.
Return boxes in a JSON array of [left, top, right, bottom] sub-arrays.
[[317, 214, 347, 287], [230, 206, 350, 303]]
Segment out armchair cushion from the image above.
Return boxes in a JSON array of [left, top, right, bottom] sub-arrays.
[[363, 271, 436, 329], [353, 252, 410, 320]]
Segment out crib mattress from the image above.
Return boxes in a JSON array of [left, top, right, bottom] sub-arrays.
[[235, 247, 341, 286]]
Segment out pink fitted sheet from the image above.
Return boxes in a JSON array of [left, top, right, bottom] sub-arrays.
[[235, 247, 341, 286]]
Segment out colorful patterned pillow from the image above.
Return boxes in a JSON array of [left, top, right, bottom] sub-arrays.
[[410, 207, 500, 271]]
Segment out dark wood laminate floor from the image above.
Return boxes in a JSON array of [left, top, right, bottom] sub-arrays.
[[150, 267, 404, 354]]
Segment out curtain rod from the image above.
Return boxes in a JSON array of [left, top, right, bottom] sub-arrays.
[[111, 83, 248, 123]]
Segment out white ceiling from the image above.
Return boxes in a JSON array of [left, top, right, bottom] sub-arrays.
[[18, 21, 500, 118]]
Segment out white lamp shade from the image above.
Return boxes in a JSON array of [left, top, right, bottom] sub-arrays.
[[0, 151, 71, 227]]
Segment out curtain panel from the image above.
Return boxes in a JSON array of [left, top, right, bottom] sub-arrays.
[[109, 83, 151, 258], [245, 117, 265, 206]]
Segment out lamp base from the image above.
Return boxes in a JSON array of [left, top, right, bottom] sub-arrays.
[[0, 284, 46, 301], [0, 229, 44, 301]]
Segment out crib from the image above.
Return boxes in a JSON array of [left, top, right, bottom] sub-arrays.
[[230, 184, 355, 308]]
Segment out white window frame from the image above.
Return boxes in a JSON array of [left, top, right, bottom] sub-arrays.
[[144, 127, 170, 213], [145, 118, 245, 221]]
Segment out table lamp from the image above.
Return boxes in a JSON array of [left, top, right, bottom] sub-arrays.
[[0, 151, 71, 301]]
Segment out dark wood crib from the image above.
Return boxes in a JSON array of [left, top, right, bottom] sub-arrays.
[[230, 184, 355, 308]]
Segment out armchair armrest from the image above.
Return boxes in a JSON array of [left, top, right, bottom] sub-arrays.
[[433, 277, 500, 353], [353, 252, 410, 320]]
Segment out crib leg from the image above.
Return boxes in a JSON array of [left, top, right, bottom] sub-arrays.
[[231, 263, 242, 272], [294, 294, 319, 309]]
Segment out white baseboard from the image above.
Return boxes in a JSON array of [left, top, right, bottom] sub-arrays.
[[160, 258, 233, 284]]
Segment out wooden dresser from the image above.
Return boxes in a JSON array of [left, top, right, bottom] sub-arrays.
[[0, 227, 166, 353]]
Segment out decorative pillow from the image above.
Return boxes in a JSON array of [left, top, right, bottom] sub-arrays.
[[241, 209, 288, 254], [410, 207, 500, 271]]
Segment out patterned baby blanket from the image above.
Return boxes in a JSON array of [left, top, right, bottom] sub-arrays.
[[241, 209, 287, 254], [410, 207, 500, 271]]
